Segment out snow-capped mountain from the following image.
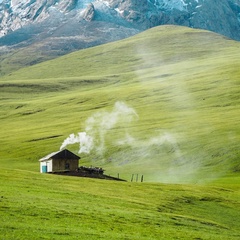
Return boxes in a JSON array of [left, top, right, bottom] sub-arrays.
[[0, 0, 240, 74], [1, 0, 240, 39]]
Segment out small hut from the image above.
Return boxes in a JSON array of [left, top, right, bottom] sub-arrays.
[[39, 149, 80, 173]]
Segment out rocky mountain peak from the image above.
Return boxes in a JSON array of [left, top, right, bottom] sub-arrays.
[[1, 0, 240, 39]]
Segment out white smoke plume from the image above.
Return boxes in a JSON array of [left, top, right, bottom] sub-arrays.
[[60, 101, 138, 154], [60, 101, 204, 183], [60, 132, 94, 154]]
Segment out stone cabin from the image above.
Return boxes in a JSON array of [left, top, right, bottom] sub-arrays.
[[39, 149, 80, 173]]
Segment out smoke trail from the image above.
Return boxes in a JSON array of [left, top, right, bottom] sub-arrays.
[[85, 101, 138, 153], [60, 101, 203, 183], [60, 101, 138, 154], [60, 132, 94, 154], [114, 131, 203, 183]]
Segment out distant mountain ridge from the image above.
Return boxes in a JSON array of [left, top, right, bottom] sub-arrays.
[[1, 0, 240, 39], [0, 0, 240, 75]]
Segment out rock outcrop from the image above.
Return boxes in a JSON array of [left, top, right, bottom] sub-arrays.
[[82, 3, 95, 21]]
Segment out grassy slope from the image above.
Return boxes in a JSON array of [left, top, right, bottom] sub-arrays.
[[0, 25, 240, 239], [0, 47, 52, 77], [0, 25, 239, 182], [0, 169, 240, 240]]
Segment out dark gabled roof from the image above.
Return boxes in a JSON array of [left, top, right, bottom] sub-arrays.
[[39, 149, 80, 162]]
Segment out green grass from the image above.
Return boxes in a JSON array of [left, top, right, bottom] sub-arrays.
[[0, 25, 240, 239], [0, 168, 240, 239], [0, 25, 239, 182]]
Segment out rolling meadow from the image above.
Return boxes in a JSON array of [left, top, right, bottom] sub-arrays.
[[0, 25, 240, 239]]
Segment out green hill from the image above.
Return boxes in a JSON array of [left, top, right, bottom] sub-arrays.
[[1, 25, 239, 182], [0, 25, 240, 239]]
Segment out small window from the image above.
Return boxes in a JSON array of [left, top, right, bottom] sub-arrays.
[[65, 163, 70, 170]]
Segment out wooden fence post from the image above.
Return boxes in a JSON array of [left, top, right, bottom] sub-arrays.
[[131, 174, 134, 182]]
